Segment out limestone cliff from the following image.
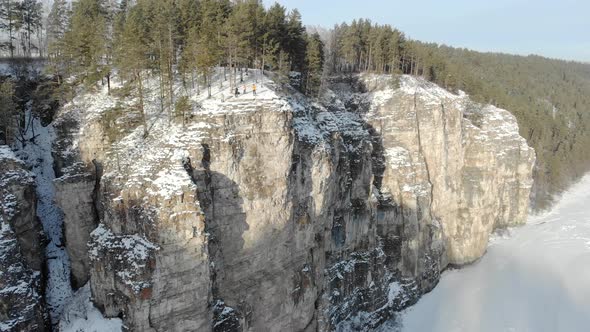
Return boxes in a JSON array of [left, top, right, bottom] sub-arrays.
[[52, 73, 534, 331], [52, 113, 99, 289], [0, 146, 47, 331]]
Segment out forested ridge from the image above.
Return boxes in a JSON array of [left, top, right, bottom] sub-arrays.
[[1, 0, 589, 209]]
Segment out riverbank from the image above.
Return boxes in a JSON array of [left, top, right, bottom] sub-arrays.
[[399, 175, 590, 332]]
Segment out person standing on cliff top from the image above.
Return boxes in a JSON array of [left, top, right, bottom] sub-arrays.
[[252, 84, 257, 96]]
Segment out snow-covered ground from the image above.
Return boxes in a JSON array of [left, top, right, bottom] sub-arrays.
[[59, 285, 122, 332], [399, 175, 590, 332]]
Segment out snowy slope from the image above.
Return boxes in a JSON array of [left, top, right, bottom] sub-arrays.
[[399, 175, 590, 332]]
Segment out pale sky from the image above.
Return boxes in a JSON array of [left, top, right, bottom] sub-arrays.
[[263, 0, 590, 62]]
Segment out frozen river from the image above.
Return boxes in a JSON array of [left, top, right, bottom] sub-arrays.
[[400, 175, 590, 332]]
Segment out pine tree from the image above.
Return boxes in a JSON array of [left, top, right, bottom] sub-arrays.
[[174, 95, 191, 126], [100, 0, 121, 94], [276, 49, 290, 87], [225, 0, 253, 89], [0, 81, 16, 145], [65, 0, 108, 84], [47, 0, 69, 81], [177, 0, 199, 43], [263, 3, 286, 70], [249, 0, 266, 82], [151, 0, 179, 117], [116, 2, 151, 137], [194, 0, 223, 98], [0, 0, 22, 57], [304, 32, 324, 98], [19, 0, 43, 57], [388, 29, 402, 73], [285, 9, 306, 72], [339, 21, 361, 71]]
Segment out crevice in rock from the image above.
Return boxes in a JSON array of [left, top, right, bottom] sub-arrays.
[[413, 92, 436, 222], [183, 143, 248, 332]]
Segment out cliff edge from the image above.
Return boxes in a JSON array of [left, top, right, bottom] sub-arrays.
[[50, 72, 534, 331]]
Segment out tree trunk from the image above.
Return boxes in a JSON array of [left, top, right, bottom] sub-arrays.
[[367, 45, 372, 72], [207, 73, 212, 98], [168, 23, 175, 115], [8, 0, 14, 58], [229, 52, 234, 91], [27, 22, 32, 57], [136, 70, 148, 138], [261, 44, 266, 83]]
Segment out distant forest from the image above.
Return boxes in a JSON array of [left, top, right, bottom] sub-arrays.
[[1, 0, 590, 209]]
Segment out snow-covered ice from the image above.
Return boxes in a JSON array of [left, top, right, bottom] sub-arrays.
[[399, 174, 590, 332], [15, 112, 122, 330], [17, 112, 73, 325]]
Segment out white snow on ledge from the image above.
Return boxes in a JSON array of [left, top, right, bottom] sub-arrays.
[[0, 145, 24, 164], [89, 224, 159, 294], [59, 284, 122, 332], [398, 75, 461, 102]]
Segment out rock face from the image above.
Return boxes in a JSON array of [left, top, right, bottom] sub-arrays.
[[354, 75, 535, 266], [56, 74, 534, 331], [52, 113, 99, 289], [0, 145, 47, 331]]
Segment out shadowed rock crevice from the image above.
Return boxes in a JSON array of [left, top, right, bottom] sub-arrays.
[[183, 144, 249, 332], [52, 111, 100, 289], [306, 76, 443, 330]]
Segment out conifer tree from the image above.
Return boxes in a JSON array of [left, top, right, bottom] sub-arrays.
[[66, 0, 108, 84], [263, 3, 286, 70], [19, 0, 42, 57], [177, 0, 200, 44], [177, 0, 201, 90], [0, 81, 16, 145], [285, 9, 306, 71], [195, 0, 223, 97], [0, 0, 22, 57], [225, 0, 253, 89], [151, 0, 179, 116], [304, 32, 324, 97], [116, 2, 151, 137], [47, 0, 69, 81], [388, 29, 402, 73], [99, 0, 121, 93], [248, 0, 266, 82]]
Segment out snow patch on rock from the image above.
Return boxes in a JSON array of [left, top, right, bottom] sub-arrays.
[[59, 284, 122, 332]]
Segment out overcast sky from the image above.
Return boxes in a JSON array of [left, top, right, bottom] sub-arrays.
[[262, 0, 590, 62]]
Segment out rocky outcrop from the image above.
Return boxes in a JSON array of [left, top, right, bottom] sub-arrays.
[[56, 73, 534, 331], [52, 113, 99, 289], [0, 145, 47, 331], [354, 75, 535, 265]]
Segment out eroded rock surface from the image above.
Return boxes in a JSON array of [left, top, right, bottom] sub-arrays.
[[0, 146, 47, 331], [53, 113, 99, 289], [54, 74, 534, 331]]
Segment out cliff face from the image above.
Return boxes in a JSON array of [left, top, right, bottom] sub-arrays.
[[0, 146, 46, 331], [53, 73, 534, 331], [52, 113, 100, 289], [355, 75, 535, 266]]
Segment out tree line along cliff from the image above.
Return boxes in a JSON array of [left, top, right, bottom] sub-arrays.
[[1, 1, 588, 210]]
